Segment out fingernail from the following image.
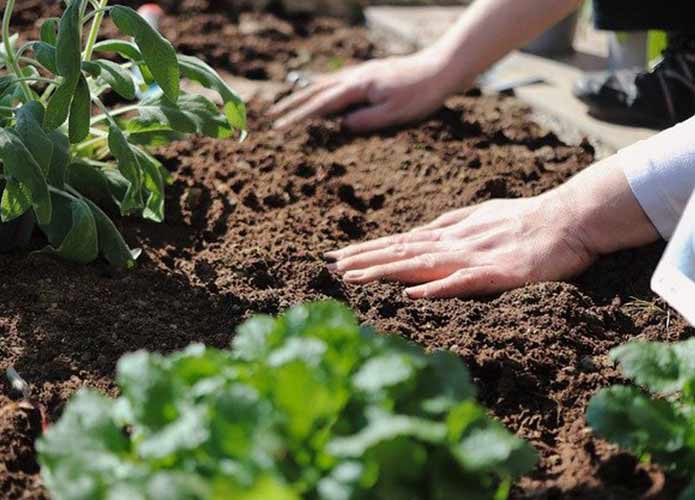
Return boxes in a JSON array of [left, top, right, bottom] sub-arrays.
[[326, 263, 337, 272], [323, 251, 340, 262], [273, 119, 287, 129], [344, 271, 364, 282]]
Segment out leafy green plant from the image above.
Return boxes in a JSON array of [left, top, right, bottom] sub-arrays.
[[0, 0, 245, 266], [587, 339, 695, 500], [38, 301, 537, 500]]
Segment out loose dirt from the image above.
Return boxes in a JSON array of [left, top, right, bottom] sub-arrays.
[[0, 2, 692, 499]]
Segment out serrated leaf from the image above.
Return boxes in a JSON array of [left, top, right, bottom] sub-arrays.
[[92, 39, 143, 61], [178, 54, 246, 132], [33, 42, 58, 74], [94, 59, 136, 100], [587, 386, 689, 459], [353, 353, 417, 393], [612, 339, 695, 394], [69, 75, 91, 143], [454, 425, 537, 476], [38, 191, 99, 264], [40, 18, 59, 45], [133, 93, 231, 139], [0, 129, 51, 224], [327, 412, 448, 458], [1, 179, 32, 222], [111, 6, 179, 102], [83, 198, 140, 269], [108, 124, 143, 214]]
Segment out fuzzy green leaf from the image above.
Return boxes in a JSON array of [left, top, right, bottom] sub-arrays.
[[1, 179, 32, 222], [178, 54, 246, 132], [55, 0, 83, 80], [107, 125, 143, 214], [133, 94, 232, 139], [38, 191, 99, 264], [33, 42, 58, 74], [110, 6, 179, 102], [94, 59, 136, 100], [133, 148, 164, 222], [68, 75, 91, 143], [40, 18, 59, 45], [83, 198, 140, 269], [0, 129, 51, 224], [44, 78, 77, 130], [47, 131, 70, 187], [92, 39, 143, 61], [15, 101, 54, 174]]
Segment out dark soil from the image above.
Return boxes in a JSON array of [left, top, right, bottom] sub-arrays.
[[1, 2, 693, 500]]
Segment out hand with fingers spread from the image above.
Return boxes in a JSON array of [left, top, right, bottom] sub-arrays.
[[270, 52, 456, 133], [270, 0, 584, 132], [326, 157, 660, 299]]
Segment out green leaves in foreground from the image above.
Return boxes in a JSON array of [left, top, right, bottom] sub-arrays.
[[587, 339, 695, 500], [38, 302, 537, 500], [1, 0, 246, 265]]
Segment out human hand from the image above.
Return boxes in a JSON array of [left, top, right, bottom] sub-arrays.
[[270, 51, 459, 133], [325, 194, 597, 299], [326, 155, 661, 299]]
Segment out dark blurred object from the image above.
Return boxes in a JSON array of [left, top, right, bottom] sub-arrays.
[[0, 211, 34, 253]]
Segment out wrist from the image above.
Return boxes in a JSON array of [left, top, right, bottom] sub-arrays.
[[416, 46, 473, 98], [554, 157, 660, 257]]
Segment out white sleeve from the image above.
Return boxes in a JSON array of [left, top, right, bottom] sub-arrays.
[[621, 116, 695, 240]]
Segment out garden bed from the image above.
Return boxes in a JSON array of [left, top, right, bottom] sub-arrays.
[[0, 2, 692, 499]]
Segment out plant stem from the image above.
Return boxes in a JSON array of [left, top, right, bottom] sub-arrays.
[[83, 0, 110, 62], [91, 96, 118, 128], [15, 76, 58, 85], [2, 0, 32, 101], [91, 104, 138, 125]]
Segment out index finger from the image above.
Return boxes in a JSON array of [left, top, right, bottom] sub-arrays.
[[325, 230, 442, 261]]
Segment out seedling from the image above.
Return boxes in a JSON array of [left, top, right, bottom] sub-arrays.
[[587, 339, 695, 500], [0, 0, 245, 267], [38, 301, 537, 500]]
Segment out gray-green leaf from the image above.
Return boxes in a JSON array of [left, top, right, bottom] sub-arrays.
[[84, 198, 141, 269], [0, 129, 51, 224], [95, 59, 136, 100], [178, 54, 246, 132], [38, 191, 99, 264], [15, 101, 54, 174], [68, 75, 91, 143], [108, 125, 143, 214], [40, 18, 59, 45], [134, 93, 232, 138], [111, 6, 179, 102]]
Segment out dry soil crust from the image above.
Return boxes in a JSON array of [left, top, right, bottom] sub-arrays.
[[0, 2, 692, 500]]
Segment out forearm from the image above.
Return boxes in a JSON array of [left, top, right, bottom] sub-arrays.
[[425, 0, 583, 93], [556, 156, 660, 256]]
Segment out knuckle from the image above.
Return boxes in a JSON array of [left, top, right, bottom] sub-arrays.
[[391, 244, 408, 258], [415, 253, 438, 270]]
